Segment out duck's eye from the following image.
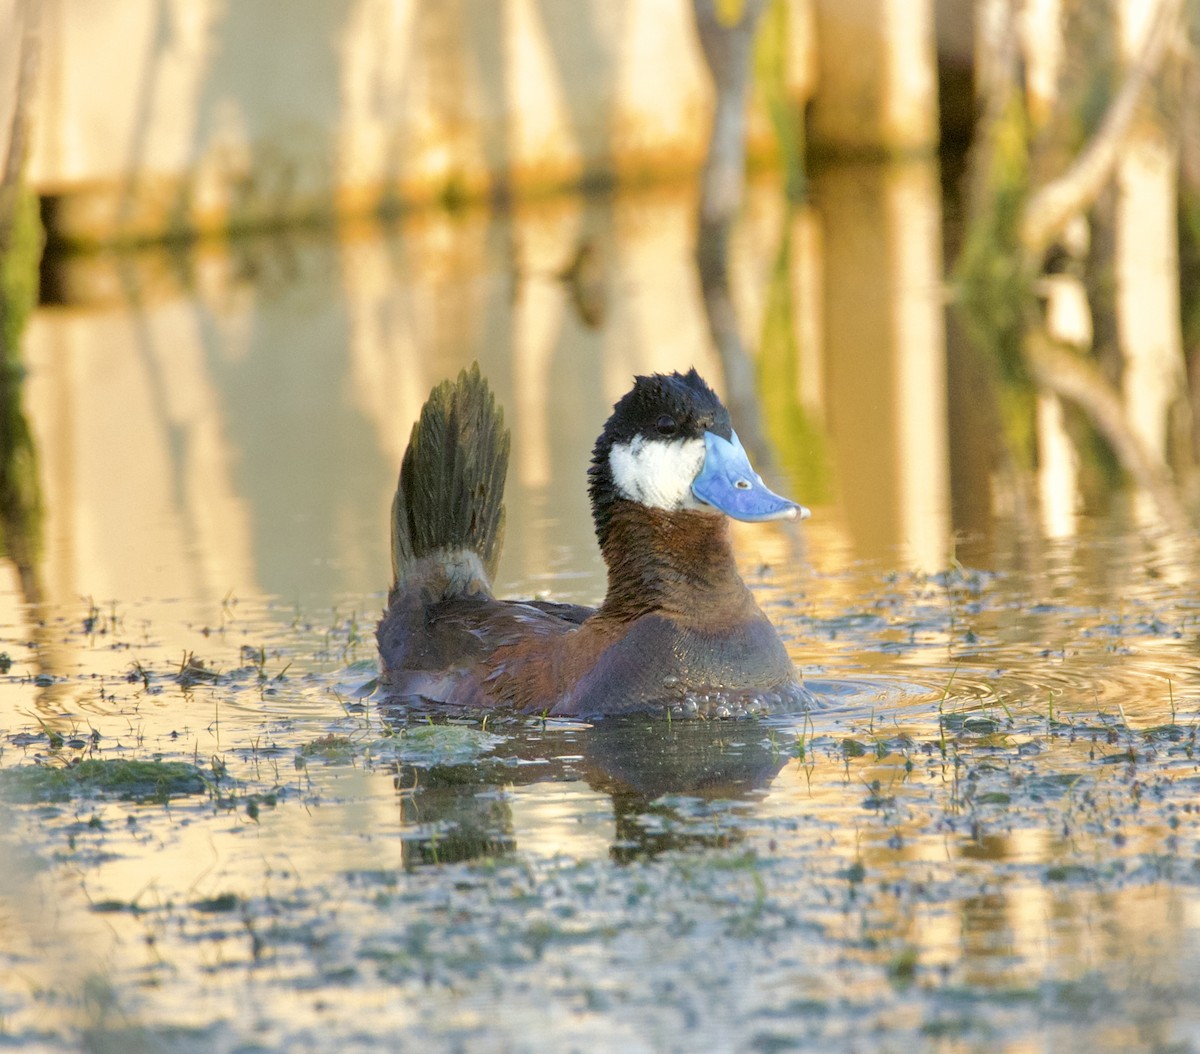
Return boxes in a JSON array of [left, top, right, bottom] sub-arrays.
[[656, 415, 677, 436], [735, 479, 751, 490]]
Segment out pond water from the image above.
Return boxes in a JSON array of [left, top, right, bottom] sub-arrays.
[[3, 165, 1200, 1052]]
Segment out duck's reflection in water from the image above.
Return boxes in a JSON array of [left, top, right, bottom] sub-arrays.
[[380, 710, 789, 866]]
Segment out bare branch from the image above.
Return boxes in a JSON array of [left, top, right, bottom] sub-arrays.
[[1, 0, 41, 195], [1024, 327, 1191, 531], [692, 0, 769, 229], [1020, 0, 1183, 259]]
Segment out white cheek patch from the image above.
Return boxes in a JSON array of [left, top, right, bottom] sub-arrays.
[[608, 435, 712, 512]]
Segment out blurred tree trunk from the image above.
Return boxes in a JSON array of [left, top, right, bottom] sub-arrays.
[[0, 0, 45, 604], [1021, 0, 1182, 259], [1025, 329, 1188, 531], [1018, 0, 1063, 130], [968, 0, 1183, 274], [809, 0, 938, 155], [1113, 0, 1189, 483], [692, 0, 772, 465], [959, 0, 1194, 526], [1182, 35, 1200, 470]]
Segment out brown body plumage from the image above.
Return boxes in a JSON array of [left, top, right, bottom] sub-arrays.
[[377, 366, 811, 718]]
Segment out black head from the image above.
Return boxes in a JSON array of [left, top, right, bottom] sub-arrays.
[[587, 370, 732, 542]]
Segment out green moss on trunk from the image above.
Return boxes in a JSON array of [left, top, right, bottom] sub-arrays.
[[0, 183, 45, 598]]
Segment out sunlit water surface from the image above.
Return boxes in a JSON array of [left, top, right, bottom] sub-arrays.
[[2, 179, 1200, 1052], [3, 510, 1199, 1053]]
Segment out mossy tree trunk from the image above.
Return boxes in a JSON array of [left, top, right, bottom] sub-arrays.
[[692, 0, 773, 467], [0, 0, 45, 603]]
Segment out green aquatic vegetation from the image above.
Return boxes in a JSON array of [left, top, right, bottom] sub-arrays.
[[125, 659, 151, 690], [208, 782, 280, 820], [0, 758, 205, 802], [191, 892, 240, 913], [887, 944, 920, 986], [382, 724, 506, 767], [176, 651, 219, 688], [299, 733, 356, 759], [80, 597, 124, 637], [89, 898, 144, 914], [1044, 863, 1097, 883], [233, 643, 293, 687], [842, 860, 866, 884]]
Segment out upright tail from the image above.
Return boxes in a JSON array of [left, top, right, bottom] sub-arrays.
[[390, 364, 510, 598]]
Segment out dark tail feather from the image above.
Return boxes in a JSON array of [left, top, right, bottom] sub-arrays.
[[391, 364, 510, 593]]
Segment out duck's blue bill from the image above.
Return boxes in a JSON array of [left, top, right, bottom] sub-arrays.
[[692, 430, 811, 522]]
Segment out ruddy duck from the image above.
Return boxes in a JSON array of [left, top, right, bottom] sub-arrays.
[[376, 365, 813, 718]]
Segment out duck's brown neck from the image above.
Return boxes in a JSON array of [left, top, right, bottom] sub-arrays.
[[596, 501, 757, 622]]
